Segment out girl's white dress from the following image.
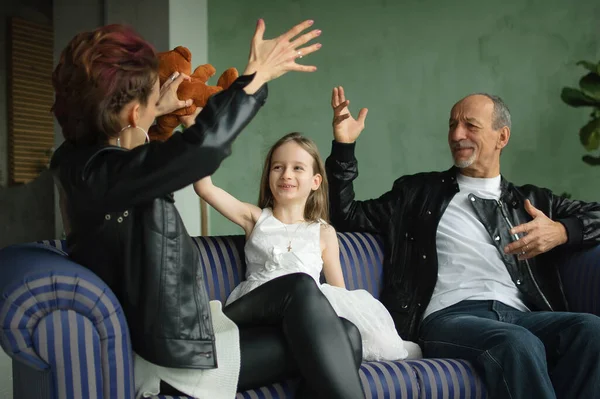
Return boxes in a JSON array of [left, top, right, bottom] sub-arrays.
[[227, 208, 421, 361]]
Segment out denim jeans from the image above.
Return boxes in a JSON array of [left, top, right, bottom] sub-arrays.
[[419, 300, 600, 399]]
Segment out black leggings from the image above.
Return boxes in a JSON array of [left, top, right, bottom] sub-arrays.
[[161, 273, 365, 398]]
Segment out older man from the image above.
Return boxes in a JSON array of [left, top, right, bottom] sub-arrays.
[[325, 87, 600, 399]]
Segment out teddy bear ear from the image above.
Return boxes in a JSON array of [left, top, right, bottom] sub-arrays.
[[174, 46, 192, 63]]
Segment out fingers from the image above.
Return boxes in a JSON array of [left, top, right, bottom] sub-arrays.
[[290, 28, 322, 49], [333, 114, 350, 126], [331, 86, 346, 108], [178, 98, 193, 108], [280, 19, 315, 42], [331, 87, 338, 108], [510, 221, 533, 236], [252, 18, 266, 42], [170, 72, 189, 91], [518, 247, 541, 260], [160, 72, 179, 92], [294, 42, 322, 61], [161, 72, 189, 92], [524, 199, 542, 218], [287, 63, 318, 73], [504, 236, 530, 255], [357, 108, 369, 125], [333, 101, 349, 115]]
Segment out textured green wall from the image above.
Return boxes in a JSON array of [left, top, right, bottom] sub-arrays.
[[206, 0, 600, 236]]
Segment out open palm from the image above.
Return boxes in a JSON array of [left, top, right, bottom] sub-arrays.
[[331, 86, 368, 143]]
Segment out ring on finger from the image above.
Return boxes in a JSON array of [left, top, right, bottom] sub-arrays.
[[297, 50, 303, 59], [170, 74, 177, 81]]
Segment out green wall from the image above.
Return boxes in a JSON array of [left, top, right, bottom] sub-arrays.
[[206, 0, 600, 236]]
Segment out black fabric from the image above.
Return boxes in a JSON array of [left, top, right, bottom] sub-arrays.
[[159, 318, 362, 395], [224, 273, 365, 399], [326, 140, 600, 341], [160, 274, 364, 398], [51, 75, 268, 369]]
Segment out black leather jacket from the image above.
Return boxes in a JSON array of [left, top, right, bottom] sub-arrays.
[[326, 141, 600, 341], [50, 75, 267, 369]]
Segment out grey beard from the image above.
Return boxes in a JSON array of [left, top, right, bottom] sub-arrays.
[[454, 154, 476, 168]]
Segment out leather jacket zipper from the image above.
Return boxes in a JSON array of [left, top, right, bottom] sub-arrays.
[[496, 200, 554, 311]]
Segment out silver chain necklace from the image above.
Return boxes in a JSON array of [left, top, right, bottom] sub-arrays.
[[282, 223, 304, 252]]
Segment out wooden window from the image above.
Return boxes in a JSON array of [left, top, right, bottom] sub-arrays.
[[8, 17, 54, 185]]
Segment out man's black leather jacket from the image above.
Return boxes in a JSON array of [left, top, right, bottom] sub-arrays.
[[51, 75, 267, 368], [326, 141, 600, 340]]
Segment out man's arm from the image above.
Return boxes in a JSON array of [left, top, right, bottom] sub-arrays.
[[325, 86, 400, 234], [550, 192, 600, 246], [504, 192, 600, 260], [326, 141, 401, 233]]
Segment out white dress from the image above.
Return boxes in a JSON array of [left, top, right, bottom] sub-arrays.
[[227, 208, 421, 362]]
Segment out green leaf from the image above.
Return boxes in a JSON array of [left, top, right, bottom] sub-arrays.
[[579, 118, 600, 151], [576, 60, 600, 75], [582, 155, 600, 166], [579, 73, 600, 101], [561, 87, 596, 107]]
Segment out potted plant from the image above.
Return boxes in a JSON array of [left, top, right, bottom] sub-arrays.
[[561, 60, 600, 165]]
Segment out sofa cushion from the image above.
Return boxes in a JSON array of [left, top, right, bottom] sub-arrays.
[[150, 358, 486, 399]]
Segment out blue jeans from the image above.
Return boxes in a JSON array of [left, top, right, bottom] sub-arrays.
[[419, 300, 600, 399]]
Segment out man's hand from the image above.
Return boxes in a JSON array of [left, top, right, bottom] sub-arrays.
[[331, 86, 368, 143], [504, 199, 568, 260]]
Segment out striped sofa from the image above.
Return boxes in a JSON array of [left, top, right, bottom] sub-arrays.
[[1, 234, 599, 399]]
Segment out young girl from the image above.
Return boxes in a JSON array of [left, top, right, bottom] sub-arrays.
[[195, 132, 421, 361]]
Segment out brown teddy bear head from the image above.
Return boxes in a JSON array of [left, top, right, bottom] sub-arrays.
[[149, 46, 239, 142]]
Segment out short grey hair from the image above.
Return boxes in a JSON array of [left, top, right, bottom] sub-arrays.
[[473, 93, 512, 131]]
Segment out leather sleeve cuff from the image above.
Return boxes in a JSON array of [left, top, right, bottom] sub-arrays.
[[331, 140, 356, 162], [558, 216, 583, 245], [230, 73, 268, 104]]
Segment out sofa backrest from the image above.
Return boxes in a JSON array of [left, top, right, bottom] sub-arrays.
[[37, 232, 386, 304], [192, 232, 385, 303]]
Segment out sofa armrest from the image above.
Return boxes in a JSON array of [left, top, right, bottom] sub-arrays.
[[0, 243, 134, 399], [558, 244, 600, 315]]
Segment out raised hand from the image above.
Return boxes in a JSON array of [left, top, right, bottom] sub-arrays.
[[331, 86, 368, 144], [156, 72, 193, 116], [503, 199, 568, 260], [242, 19, 322, 94]]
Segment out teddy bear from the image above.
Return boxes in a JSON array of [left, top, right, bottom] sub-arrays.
[[149, 46, 239, 141]]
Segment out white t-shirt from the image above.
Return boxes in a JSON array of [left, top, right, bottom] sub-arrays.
[[422, 173, 529, 320]]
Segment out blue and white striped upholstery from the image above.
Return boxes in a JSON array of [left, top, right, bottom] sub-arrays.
[[190, 233, 487, 399], [0, 243, 133, 399], [3, 236, 599, 399], [559, 244, 600, 315]]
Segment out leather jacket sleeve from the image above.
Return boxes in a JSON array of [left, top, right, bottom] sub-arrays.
[[62, 74, 267, 212], [550, 191, 600, 246], [325, 140, 401, 233]]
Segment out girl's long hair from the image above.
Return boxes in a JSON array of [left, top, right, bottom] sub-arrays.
[[258, 132, 329, 223]]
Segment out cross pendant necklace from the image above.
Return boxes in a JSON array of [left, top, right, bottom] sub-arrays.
[[283, 222, 303, 252]]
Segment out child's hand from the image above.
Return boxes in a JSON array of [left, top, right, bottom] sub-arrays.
[[331, 86, 368, 144], [179, 107, 203, 128]]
